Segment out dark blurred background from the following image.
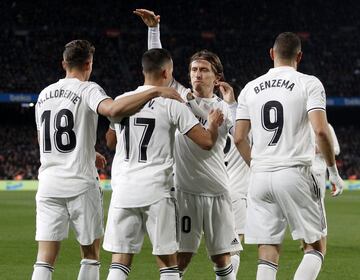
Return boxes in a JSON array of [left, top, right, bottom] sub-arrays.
[[0, 0, 359, 180]]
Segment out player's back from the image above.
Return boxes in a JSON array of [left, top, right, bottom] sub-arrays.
[[238, 66, 326, 171], [35, 78, 109, 197], [111, 85, 198, 208]]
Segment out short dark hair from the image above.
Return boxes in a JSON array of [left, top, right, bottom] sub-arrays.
[[142, 48, 172, 75], [273, 32, 301, 60], [63, 40, 95, 69], [189, 50, 224, 81]]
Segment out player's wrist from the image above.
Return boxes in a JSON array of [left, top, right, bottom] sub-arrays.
[[327, 165, 339, 176]]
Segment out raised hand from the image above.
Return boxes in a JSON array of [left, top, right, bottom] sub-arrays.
[[133, 8, 160, 27], [216, 81, 236, 104]]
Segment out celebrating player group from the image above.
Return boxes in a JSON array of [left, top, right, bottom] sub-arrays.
[[31, 8, 345, 280]]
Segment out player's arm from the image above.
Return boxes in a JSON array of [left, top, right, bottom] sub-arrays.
[[234, 120, 251, 166], [309, 110, 344, 196], [185, 109, 224, 150], [218, 81, 237, 134], [329, 124, 340, 155], [105, 127, 117, 150], [98, 86, 183, 119], [95, 152, 106, 169], [133, 8, 162, 49]]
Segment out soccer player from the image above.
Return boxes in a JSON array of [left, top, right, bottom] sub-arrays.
[[103, 48, 224, 280], [234, 32, 345, 280], [32, 39, 184, 280], [134, 9, 241, 280]]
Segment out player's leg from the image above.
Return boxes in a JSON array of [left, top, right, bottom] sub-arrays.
[[103, 206, 144, 280], [231, 197, 247, 276], [294, 240, 325, 280], [68, 187, 104, 280], [204, 194, 242, 280], [245, 172, 286, 280], [272, 166, 327, 280], [146, 197, 180, 279], [32, 195, 69, 280], [177, 191, 203, 278], [256, 244, 280, 280], [107, 253, 133, 280], [78, 239, 101, 280], [32, 241, 60, 280]]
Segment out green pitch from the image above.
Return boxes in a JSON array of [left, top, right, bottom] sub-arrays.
[[0, 191, 359, 279]]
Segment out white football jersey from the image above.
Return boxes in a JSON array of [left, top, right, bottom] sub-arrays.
[[35, 78, 110, 197], [237, 66, 326, 172], [175, 94, 233, 196], [111, 85, 199, 208], [224, 133, 251, 200], [312, 124, 340, 174]]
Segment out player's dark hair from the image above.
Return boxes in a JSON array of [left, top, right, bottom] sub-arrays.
[[142, 48, 172, 75], [63, 40, 95, 69], [189, 50, 225, 81], [273, 32, 301, 60]]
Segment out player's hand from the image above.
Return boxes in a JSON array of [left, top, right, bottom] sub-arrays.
[[156, 87, 184, 103], [328, 165, 344, 197], [133, 9, 160, 27], [95, 152, 107, 169], [216, 81, 236, 104], [208, 109, 224, 127]]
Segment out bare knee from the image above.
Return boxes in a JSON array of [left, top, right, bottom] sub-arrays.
[[80, 239, 100, 260], [178, 252, 193, 271], [156, 253, 178, 268], [303, 237, 326, 256], [258, 244, 281, 264], [36, 241, 61, 266], [211, 253, 231, 268]]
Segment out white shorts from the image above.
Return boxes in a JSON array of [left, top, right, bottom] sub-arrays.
[[311, 167, 326, 198], [232, 198, 247, 235], [103, 198, 178, 255], [245, 166, 327, 245], [35, 187, 104, 245], [177, 190, 242, 256]]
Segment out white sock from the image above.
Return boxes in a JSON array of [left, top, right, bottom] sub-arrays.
[[77, 259, 100, 280], [294, 250, 324, 280], [31, 262, 54, 280], [256, 259, 278, 280], [231, 254, 240, 276], [160, 265, 180, 279], [107, 263, 130, 280], [214, 263, 236, 280]]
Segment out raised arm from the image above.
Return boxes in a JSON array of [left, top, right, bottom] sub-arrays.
[[133, 8, 162, 49]]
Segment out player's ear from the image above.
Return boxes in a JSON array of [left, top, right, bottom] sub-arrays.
[[269, 48, 275, 61], [296, 51, 303, 64], [83, 60, 92, 71], [62, 60, 67, 71]]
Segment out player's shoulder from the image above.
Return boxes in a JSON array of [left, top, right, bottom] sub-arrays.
[[295, 71, 323, 87]]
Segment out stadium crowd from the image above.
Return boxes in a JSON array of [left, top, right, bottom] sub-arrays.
[[0, 0, 359, 97], [0, 0, 359, 180]]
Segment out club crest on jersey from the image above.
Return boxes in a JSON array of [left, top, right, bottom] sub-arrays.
[[254, 79, 295, 94]]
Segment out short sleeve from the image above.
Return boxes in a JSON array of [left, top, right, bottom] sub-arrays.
[[168, 100, 199, 134], [236, 88, 250, 120], [306, 77, 326, 112], [83, 82, 111, 114]]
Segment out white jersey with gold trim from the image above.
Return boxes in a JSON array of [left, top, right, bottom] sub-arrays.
[[35, 78, 110, 197], [111, 85, 199, 208], [237, 66, 326, 172], [175, 95, 233, 196]]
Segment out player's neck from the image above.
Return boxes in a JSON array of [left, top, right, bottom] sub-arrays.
[[144, 78, 165, 87], [274, 59, 297, 70], [65, 71, 88, 81], [193, 89, 213, 99]]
